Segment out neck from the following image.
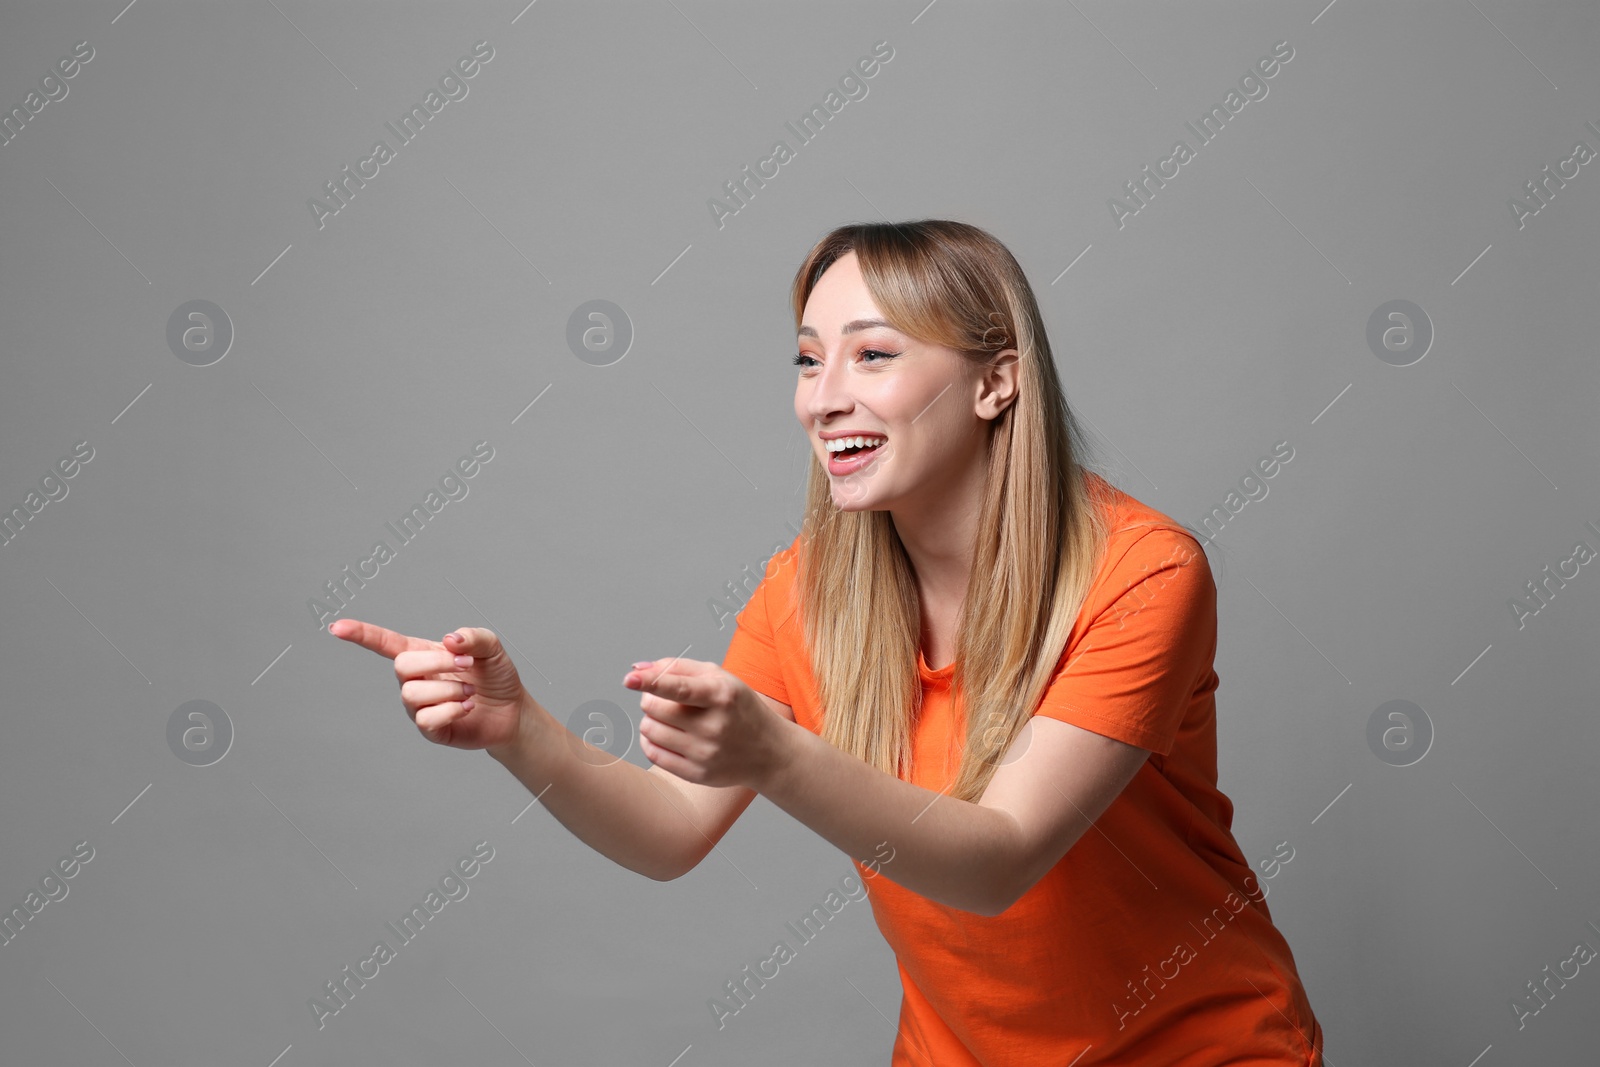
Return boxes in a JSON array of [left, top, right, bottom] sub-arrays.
[[890, 441, 989, 612]]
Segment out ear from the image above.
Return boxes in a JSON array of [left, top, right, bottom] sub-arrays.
[[975, 349, 1020, 420]]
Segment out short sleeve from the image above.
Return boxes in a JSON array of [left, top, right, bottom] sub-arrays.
[[1033, 529, 1216, 755], [721, 556, 792, 706]]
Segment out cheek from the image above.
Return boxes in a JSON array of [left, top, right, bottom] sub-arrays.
[[902, 422, 973, 475], [884, 374, 957, 432]]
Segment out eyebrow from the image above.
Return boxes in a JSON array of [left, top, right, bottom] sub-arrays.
[[797, 317, 896, 339]]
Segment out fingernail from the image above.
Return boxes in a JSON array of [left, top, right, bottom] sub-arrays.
[[631, 661, 653, 669], [462, 684, 475, 697], [454, 655, 473, 667]]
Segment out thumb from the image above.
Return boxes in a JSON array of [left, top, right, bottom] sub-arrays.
[[637, 656, 716, 678], [443, 626, 500, 658]]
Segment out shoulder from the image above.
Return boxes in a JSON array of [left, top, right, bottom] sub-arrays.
[[1074, 485, 1216, 645], [1107, 524, 1209, 582], [1087, 475, 1212, 592]]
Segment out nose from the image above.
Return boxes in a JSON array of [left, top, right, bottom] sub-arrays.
[[801, 352, 854, 426]]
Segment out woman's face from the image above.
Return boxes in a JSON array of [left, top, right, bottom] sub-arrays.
[[795, 251, 1008, 512]]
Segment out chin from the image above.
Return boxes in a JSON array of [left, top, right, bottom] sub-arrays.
[[831, 487, 889, 511], [820, 454, 895, 510]]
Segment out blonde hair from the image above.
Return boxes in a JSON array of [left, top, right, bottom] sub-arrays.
[[788, 220, 1113, 803]]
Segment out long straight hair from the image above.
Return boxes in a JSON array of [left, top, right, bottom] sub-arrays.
[[789, 220, 1114, 803]]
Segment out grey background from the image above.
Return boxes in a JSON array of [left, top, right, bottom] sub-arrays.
[[2, 1, 1596, 1064]]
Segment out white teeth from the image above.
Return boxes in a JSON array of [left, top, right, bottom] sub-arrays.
[[825, 435, 886, 453]]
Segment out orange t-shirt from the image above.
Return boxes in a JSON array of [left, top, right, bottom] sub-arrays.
[[721, 473, 1323, 1066]]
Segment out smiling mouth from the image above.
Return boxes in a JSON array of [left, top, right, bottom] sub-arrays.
[[825, 440, 888, 471], [831, 441, 880, 458]]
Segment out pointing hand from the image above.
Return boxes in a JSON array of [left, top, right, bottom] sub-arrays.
[[331, 619, 527, 751]]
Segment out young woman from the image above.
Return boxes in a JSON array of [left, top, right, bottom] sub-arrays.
[[333, 220, 1324, 1065]]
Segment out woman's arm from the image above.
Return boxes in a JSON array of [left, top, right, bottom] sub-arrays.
[[756, 711, 1150, 915], [627, 662, 1151, 916], [486, 692, 757, 882], [331, 618, 747, 883]]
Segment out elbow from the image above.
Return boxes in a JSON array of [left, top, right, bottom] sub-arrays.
[[642, 855, 693, 882], [618, 849, 692, 883], [983, 861, 1048, 915], [635, 857, 676, 882], [643, 845, 710, 883], [955, 889, 1015, 919], [637, 863, 686, 883], [979, 883, 1020, 918], [965, 865, 1024, 918], [980, 818, 1098, 915], [979, 832, 1050, 916]]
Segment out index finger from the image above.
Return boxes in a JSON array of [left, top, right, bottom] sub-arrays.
[[328, 618, 438, 661]]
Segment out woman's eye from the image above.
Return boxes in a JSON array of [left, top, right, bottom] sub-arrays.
[[792, 349, 899, 369]]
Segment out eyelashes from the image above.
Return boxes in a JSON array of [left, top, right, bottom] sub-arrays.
[[792, 349, 901, 369]]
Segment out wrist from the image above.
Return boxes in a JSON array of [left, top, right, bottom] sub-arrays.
[[488, 689, 546, 765], [753, 715, 804, 796]]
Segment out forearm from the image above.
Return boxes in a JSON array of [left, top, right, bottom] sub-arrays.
[[758, 718, 1022, 915], [485, 693, 704, 882]]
